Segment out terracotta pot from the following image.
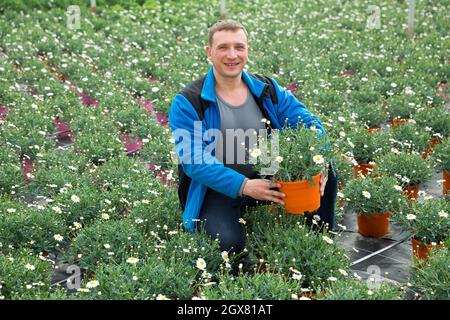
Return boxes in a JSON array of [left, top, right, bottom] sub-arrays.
[[443, 171, 450, 195], [275, 173, 321, 215], [391, 118, 409, 127], [403, 184, 419, 200], [367, 127, 381, 134], [353, 163, 374, 178], [21, 158, 34, 183], [411, 238, 434, 261], [422, 137, 442, 159], [357, 212, 390, 238]]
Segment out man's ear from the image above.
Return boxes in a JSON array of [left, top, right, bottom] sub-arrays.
[[205, 46, 211, 60]]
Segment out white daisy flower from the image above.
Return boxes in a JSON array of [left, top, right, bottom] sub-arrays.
[[86, 280, 99, 288], [126, 257, 139, 264], [275, 156, 283, 163], [250, 148, 262, 158], [362, 191, 371, 199], [25, 264, 35, 271], [53, 234, 63, 242], [313, 155, 324, 165], [221, 251, 229, 262], [196, 258, 206, 270], [322, 236, 334, 244], [406, 214, 416, 220], [71, 195, 80, 203], [438, 211, 448, 218]]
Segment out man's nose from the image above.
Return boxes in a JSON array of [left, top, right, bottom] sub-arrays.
[[227, 48, 238, 59]]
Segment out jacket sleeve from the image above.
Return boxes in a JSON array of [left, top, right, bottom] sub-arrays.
[[270, 78, 327, 137], [168, 94, 246, 199]]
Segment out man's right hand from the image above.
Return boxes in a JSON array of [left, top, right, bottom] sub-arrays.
[[242, 179, 285, 205]]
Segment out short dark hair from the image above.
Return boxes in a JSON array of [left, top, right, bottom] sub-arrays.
[[208, 19, 248, 47]]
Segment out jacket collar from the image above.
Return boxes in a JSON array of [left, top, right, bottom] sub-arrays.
[[201, 66, 267, 103]]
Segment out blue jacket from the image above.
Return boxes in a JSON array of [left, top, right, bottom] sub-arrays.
[[168, 67, 326, 232]]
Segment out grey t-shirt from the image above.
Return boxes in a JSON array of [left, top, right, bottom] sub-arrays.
[[214, 88, 265, 192]]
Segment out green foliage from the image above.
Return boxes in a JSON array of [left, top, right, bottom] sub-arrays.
[[389, 123, 431, 154], [374, 152, 434, 186], [0, 248, 55, 300], [201, 273, 299, 300], [246, 206, 350, 291], [342, 128, 390, 164], [317, 276, 404, 300], [0, 146, 23, 195], [410, 241, 450, 300], [393, 198, 450, 244], [414, 107, 450, 138], [342, 176, 407, 216], [252, 124, 331, 182], [432, 138, 450, 171], [0, 196, 67, 254], [65, 219, 147, 271]]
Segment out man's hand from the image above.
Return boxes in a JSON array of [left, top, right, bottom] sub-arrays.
[[242, 179, 285, 205], [320, 172, 328, 196]]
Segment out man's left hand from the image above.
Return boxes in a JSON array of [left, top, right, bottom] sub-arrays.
[[320, 172, 328, 196]]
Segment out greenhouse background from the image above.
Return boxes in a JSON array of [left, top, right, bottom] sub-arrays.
[[0, 0, 449, 301]]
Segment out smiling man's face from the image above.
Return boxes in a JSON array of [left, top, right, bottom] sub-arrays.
[[206, 29, 249, 79]]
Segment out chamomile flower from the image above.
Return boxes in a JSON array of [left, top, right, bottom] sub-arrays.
[[250, 148, 262, 158], [53, 234, 64, 242], [196, 258, 206, 270], [221, 251, 229, 262], [86, 280, 99, 288], [322, 236, 334, 244], [126, 257, 139, 264], [70, 195, 80, 203], [25, 264, 35, 271], [438, 210, 448, 218], [362, 191, 371, 199], [313, 155, 324, 165], [406, 214, 416, 220]]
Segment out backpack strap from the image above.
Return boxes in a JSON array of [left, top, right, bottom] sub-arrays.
[[250, 73, 278, 105], [179, 75, 208, 121]]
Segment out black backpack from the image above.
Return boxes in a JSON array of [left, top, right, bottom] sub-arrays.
[[176, 74, 278, 210]]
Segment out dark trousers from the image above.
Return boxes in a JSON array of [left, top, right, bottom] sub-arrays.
[[195, 165, 338, 258]]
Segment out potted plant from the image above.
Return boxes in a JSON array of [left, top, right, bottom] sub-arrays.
[[374, 152, 434, 200], [393, 199, 449, 261], [386, 95, 419, 126], [432, 138, 450, 194], [251, 124, 331, 214], [414, 106, 450, 139], [341, 127, 390, 178], [389, 123, 431, 154], [316, 275, 404, 300], [351, 103, 387, 132], [409, 239, 450, 299], [342, 176, 406, 238]]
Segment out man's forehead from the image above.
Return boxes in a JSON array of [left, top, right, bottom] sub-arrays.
[[212, 29, 248, 46]]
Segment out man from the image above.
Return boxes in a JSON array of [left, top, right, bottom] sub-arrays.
[[169, 20, 338, 272]]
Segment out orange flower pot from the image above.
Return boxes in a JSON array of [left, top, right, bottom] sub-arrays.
[[422, 137, 442, 159], [367, 127, 381, 134], [357, 212, 390, 238], [403, 184, 419, 200], [391, 118, 409, 127], [411, 238, 434, 261], [443, 171, 450, 195], [275, 173, 321, 215], [354, 163, 375, 178]]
